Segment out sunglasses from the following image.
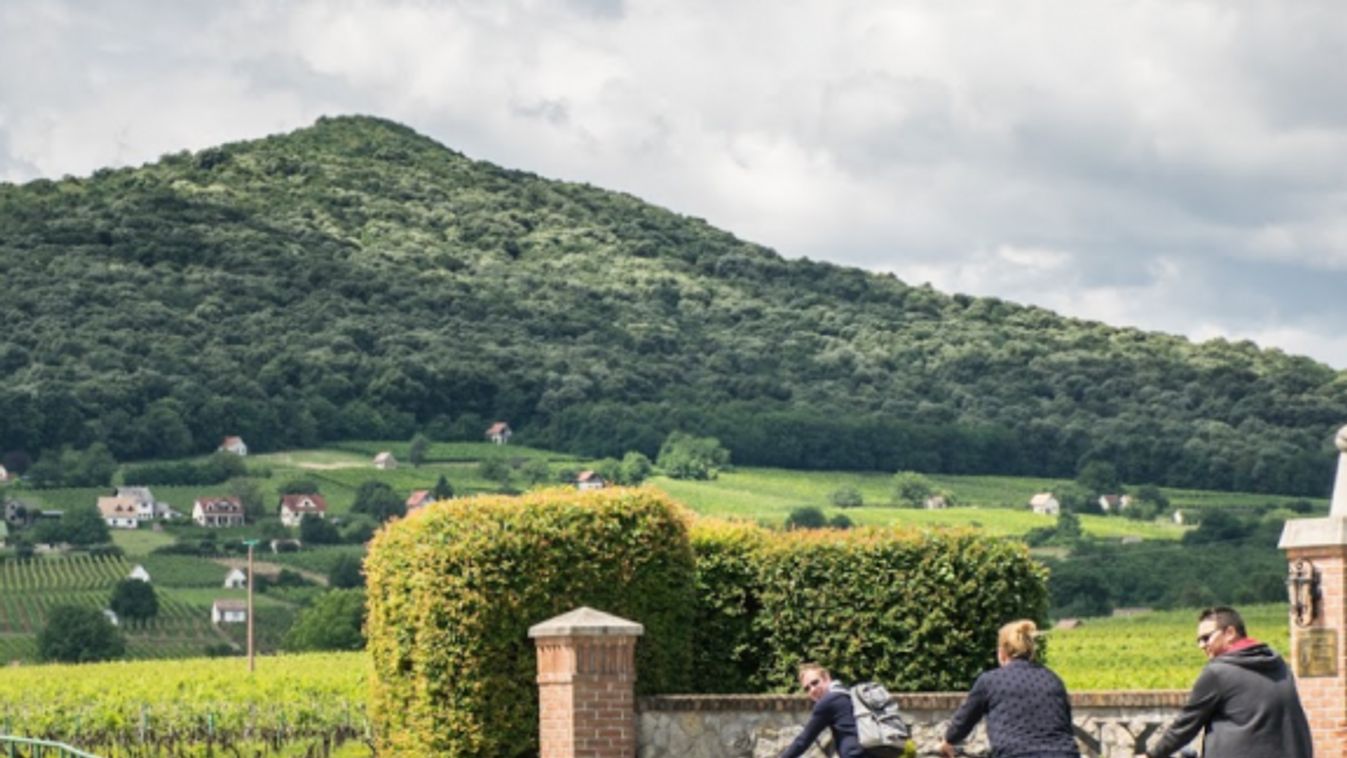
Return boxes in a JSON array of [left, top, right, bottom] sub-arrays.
[[801, 678, 821, 692]]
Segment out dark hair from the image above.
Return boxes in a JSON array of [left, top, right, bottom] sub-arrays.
[[1199, 606, 1246, 637]]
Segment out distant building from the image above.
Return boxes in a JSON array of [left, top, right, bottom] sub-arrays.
[[485, 422, 512, 445], [128, 564, 151, 582], [279, 494, 328, 527], [405, 490, 435, 514], [924, 495, 949, 510], [1098, 494, 1133, 513], [97, 496, 142, 529], [1173, 510, 1185, 525], [576, 470, 607, 491], [1029, 493, 1060, 516], [116, 487, 170, 520], [193, 497, 246, 528], [219, 436, 248, 456], [3, 500, 30, 527], [211, 599, 248, 624], [373, 451, 398, 470], [223, 568, 247, 589], [102, 609, 120, 627]]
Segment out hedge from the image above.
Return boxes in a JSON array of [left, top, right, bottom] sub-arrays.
[[691, 521, 1049, 692], [364, 487, 695, 757]]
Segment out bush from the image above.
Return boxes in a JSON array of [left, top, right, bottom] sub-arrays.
[[691, 522, 1048, 692], [829, 486, 863, 508], [38, 605, 125, 663], [365, 487, 695, 756], [785, 506, 827, 530]]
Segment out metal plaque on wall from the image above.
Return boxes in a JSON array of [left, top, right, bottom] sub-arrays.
[[1296, 628, 1338, 678]]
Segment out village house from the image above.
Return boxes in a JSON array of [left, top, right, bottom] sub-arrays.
[[576, 470, 606, 491], [211, 599, 248, 624], [192, 497, 246, 528], [97, 496, 142, 529], [924, 495, 949, 510], [279, 494, 328, 527], [1098, 494, 1134, 513], [218, 436, 248, 456], [116, 486, 171, 520], [127, 564, 151, 582], [485, 421, 512, 445], [405, 490, 435, 514], [1029, 492, 1061, 516], [373, 451, 398, 470], [223, 568, 247, 589]]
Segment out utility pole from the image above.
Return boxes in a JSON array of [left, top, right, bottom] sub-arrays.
[[243, 539, 260, 672]]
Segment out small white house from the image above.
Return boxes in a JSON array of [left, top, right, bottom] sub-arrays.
[[192, 497, 245, 528], [576, 470, 606, 491], [279, 494, 328, 528], [102, 609, 120, 627], [373, 451, 398, 470], [211, 599, 248, 624], [1098, 494, 1134, 513], [924, 495, 949, 510], [223, 568, 247, 589], [406, 490, 435, 514], [127, 564, 151, 583], [1173, 510, 1185, 525], [97, 496, 141, 529], [116, 487, 170, 520], [219, 436, 248, 456], [485, 421, 512, 445], [1029, 493, 1061, 516]]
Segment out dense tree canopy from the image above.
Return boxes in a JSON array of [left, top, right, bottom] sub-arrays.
[[1, 115, 1344, 494], [38, 605, 125, 663]]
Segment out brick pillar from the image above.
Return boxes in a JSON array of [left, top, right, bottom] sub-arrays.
[[1279, 424, 1347, 757], [530, 606, 644, 758]]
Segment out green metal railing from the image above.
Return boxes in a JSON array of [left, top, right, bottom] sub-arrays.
[[0, 736, 100, 758]]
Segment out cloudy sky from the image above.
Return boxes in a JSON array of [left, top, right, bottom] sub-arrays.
[[4, 1, 1347, 366]]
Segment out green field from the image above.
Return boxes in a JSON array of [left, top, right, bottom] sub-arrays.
[[653, 469, 1187, 540], [1049, 604, 1289, 690]]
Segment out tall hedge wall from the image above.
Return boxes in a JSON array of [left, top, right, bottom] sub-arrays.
[[364, 487, 695, 756], [691, 521, 1049, 693]]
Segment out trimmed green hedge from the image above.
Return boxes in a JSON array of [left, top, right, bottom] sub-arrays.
[[367, 491, 1048, 755], [692, 521, 1049, 692], [364, 487, 695, 756]]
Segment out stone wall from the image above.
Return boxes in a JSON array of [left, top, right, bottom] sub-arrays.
[[638, 691, 1194, 758]]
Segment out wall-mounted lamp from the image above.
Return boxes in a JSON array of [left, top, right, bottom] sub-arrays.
[[1287, 559, 1321, 628]]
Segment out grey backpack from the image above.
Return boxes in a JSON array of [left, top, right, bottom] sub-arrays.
[[850, 681, 910, 758]]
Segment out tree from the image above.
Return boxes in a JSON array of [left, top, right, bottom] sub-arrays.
[[891, 471, 934, 507], [65, 506, 112, 545], [478, 457, 512, 488], [520, 459, 551, 486], [785, 506, 827, 530], [109, 579, 159, 625], [1076, 460, 1121, 495], [38, 605, 125, 663], [284, 589, 366, 651], [828, 513, 854, 529], [829, 486, 863, 508], [618, 451, 653, 485], [299, 514, 341, 545], [279, 478, 322, 495], [351, 481, 406, 522], [329, 554, 365, 588], [656, 432, 730, 480], [229, 478, 267, 522], [408, 433, 429, 467], [432, 474, 454, 500]]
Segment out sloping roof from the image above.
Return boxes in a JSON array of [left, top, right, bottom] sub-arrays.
[[486, 422, 511, 435], [213, 599, 247, 612], [221, 436, 244, 447], [577, 470, 604, 483], [406, 490, 432, 507], [280, 494, 328, 513], [97, 496, 141, 519], [116, 487, 155, 505], [195, 497, 245, 515], [1029, 492, 1057, 506], [374, 451, 396, 463]]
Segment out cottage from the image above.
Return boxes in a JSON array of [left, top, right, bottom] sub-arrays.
[[218, 436, 248, 456], [924, 495, 949, 510], [1173, 510, 1185, 525], [1029, 493, 1060, 516], [405, 490, 435, 514], [223, 568, 247, 589], [127, 564, 151, 583], [576, 470, 606, 491], [279, 494, 328, 527], [1098, 494, 1134, 513], [97, 496, 142, 529], [485, 421, 512, 445], [211, 599, 248, 624], [116, 486, 169, 520], [193, 496, 246, 528], [373, 451, 398, 470]]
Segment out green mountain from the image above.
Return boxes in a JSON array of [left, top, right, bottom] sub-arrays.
[[1, 115, 1343, 493]]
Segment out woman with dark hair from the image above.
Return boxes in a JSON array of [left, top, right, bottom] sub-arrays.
[[940, 619, 1081, 758]]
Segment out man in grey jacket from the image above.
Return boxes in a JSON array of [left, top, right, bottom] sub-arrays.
[[1144, 606, 1312, 758]]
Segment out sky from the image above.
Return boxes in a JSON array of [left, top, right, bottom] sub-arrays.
[[3, 1, 1347, 367]]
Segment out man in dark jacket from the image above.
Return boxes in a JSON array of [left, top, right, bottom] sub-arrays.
[[1144, 606, 1313, 758], [779, 663, 866, 758]]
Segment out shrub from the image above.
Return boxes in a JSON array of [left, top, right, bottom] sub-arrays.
[[365, 487, 696, 756], [691, 523, 1048, 693], [785, 506, 827, 530], [829, 486, 863, 508]]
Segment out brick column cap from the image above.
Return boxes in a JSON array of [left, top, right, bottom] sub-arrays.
[[529, 606, 644, 638], [1280, 516, 1347, 550]]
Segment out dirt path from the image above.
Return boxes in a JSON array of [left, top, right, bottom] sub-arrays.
[[212, 558, 328, 586]]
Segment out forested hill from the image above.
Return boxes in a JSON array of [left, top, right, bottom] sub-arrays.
[[1, 115, 1344, 493]]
